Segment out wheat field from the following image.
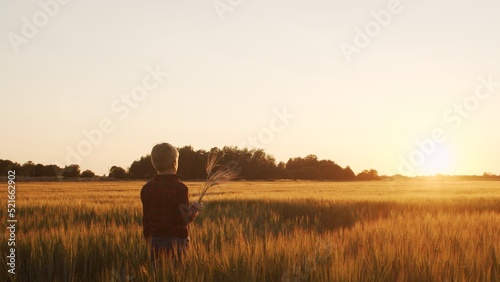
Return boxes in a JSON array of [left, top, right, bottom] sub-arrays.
[[1, 180, 499, 281]]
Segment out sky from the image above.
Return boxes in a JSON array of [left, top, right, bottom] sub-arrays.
[[1, 0, 499, 176]]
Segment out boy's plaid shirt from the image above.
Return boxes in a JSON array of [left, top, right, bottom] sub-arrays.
[[140, 174, 190, 240]]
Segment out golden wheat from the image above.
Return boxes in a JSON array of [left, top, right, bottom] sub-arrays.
[[0, 180, 499, 281], [198, 154, 240, 203]]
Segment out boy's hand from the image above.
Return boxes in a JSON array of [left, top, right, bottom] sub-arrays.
[[191, 201, 203, 212]]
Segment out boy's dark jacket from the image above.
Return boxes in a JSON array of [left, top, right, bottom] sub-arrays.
[[141, 174, 191, 240]]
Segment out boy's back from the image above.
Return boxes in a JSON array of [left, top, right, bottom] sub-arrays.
[[141, 174, 190, 240]]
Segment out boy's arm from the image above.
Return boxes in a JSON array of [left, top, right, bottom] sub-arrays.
[[179, 188, 202, 224], [188, 205, 200, 223], [143, 211, 150, 241], [140, 190, 150, 241]]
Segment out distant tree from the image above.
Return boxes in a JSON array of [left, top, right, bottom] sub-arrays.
[[318, 160, 344, 179], [303, 154, 319, 166], [12, 162, 23, 175], [276, 161, 290, 179], [244, 149, 276, 179], [357, 169, 380, 181], [44, 164, 62, 177], [109, 166, 127, 179], [283, 157, 359, 181], [343, 166, 356, 180], [81, 170, 96, 178], [128, 155, 156, 179], [34, 164, 45, 177], [22, 161, 36, 177], [0, 159, 15, 175], [286, 155, 321, 180], [177, 146, 207, 179], [219, 147, 251, 179], [63, 164, 81, 178]]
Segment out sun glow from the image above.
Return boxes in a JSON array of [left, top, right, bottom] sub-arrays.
[[420, 146, 453, 175]]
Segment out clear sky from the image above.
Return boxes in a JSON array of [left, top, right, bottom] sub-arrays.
[[1, 0, 499, 176]]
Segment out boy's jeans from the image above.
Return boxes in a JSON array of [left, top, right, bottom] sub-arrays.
[[150, 236, 189, 269]]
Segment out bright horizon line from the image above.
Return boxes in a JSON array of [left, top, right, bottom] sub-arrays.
[[3, 146, 497, 178]]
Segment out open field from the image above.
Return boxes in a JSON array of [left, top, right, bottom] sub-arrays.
[[1, 180, 500, 281]]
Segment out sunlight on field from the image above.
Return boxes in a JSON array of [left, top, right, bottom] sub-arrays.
[[1, 181, 499, 281]]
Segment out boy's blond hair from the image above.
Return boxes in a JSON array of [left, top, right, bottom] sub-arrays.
[[150, 143, 179, 172]]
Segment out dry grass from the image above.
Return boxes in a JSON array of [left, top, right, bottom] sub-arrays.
[[198, 154, 239, 202], [1, 180, 499, 281]]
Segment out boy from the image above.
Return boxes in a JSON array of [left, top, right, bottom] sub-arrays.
[[140, 142, 203, 268]]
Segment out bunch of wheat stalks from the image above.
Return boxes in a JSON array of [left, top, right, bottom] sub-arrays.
[[198, 154, 239, 202]]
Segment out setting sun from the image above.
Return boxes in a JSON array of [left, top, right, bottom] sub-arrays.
[[421, 146, 454, 176]]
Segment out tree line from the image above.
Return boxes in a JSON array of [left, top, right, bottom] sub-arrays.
[[0, 160, 95, 178], [1, 146, 383, 181], [112, 146, 381, 181]]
